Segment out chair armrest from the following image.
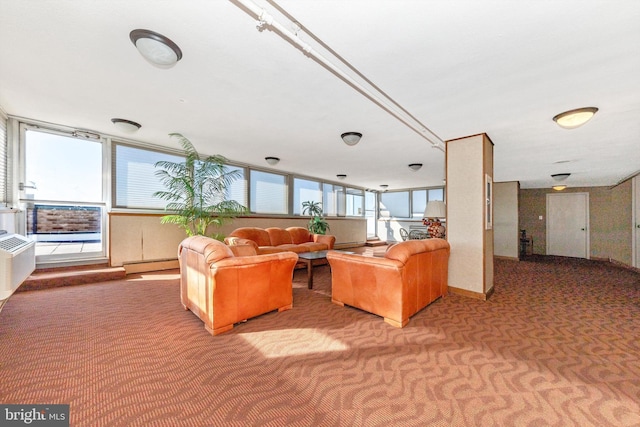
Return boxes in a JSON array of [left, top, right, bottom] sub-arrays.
[[326, 251, 402, 270], [214, 251, 298, 268]]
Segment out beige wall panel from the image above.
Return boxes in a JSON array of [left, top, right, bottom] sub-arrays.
[[494, 181, 519, 259], [610, 180, 632, 265], [483, 135, 494, 293], [109, 214, 185, 267], [447, 135, 485, 293], [110, 214, 367, 266]]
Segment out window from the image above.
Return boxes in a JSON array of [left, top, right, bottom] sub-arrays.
[[113, 143, 184, 209], [323, 184, 338, 216], [293, 178, 321, 215], [250, 170, 287, 214], [380, 191, 410, 218], [428, 188, 444, 202], [345, 187, 364, 216], [380, 187, 445, 219], [225, 165, 247, 208]]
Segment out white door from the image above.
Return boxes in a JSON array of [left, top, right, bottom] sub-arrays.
[[634, 176, 640, 268], [546, 193, 589, 259]]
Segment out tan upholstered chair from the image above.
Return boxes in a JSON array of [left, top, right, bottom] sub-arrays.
[[327, 239, 450, 328], [178, 236, 298, 335]]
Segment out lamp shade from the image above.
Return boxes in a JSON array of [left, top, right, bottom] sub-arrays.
[[424, 200, 446, 218]]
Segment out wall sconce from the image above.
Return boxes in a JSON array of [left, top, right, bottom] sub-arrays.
[[552, 185, 567, 191], [341, 132, 362, 146], [551, 173, 571, 181], [111, 118, 141, 133], [553, 107, 598, 129], [130, 29, 183, 68], [265, 157, 280, 166], [336, 174, 347, 180], [408, 163, 423, 172]]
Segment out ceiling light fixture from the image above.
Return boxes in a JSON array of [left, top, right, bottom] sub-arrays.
[[265, 156, 280, 166], [552, 185, 567, 191], [551, 173, 571, 181], [111, 118, 141, 133], [380, 184, 388, 191], [341, 132, 362, 146], [129, 29, 183, 68], [336, 174, 347, 180], [408, 163, 422, 172], [553, 107, 598, 129]]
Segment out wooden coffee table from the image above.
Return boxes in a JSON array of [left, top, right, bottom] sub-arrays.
[[297, 250, 329, 289], [297, 250, 354, 289]]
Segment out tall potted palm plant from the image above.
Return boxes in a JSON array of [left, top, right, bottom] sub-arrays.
[[153, 133, 247, 239]]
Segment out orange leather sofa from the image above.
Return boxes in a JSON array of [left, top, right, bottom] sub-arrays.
[[178, 235, 298, 335], [224, 227, 335, 254], [326, 239, 450, 328]]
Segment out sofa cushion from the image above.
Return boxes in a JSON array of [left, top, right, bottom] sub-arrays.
[[286, 227, 312, 245], [229, 227, 272, 247], [266, 227, 293, 246]]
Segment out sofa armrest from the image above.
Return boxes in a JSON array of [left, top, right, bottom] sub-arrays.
[[313, 234, 336, 250], [225, 236, 259, 250]]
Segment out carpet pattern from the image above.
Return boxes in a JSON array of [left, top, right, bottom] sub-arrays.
[[1, 258, 639, 426]]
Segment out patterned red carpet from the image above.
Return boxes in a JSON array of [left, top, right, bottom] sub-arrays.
[[1, 257, 639, 426]]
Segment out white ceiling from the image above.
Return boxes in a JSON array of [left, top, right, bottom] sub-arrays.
[[1, 0, 639, 191]]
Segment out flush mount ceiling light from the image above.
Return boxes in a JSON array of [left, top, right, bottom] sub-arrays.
[[341, 132, 362, 146], [336, 174, 347, 180], [111, 118, 141, 133], [553, 107, 598, 129], [379, 184, 388, 191], [408, 163, 423, 172], [553, 185, 567, 191], [265, 156, 280, 166], [130, 29, 183, 68], [551, 173, 571, 181]]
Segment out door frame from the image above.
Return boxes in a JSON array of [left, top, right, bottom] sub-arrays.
[[633, 176, 640, 268], [546, 192, 590, 259], [16, 121, 109, 266]]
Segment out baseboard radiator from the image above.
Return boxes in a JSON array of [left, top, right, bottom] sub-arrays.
[[0, 233, 36, 312]]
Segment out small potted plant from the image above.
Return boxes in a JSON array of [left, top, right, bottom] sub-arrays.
[[302, 200, 329, 235]]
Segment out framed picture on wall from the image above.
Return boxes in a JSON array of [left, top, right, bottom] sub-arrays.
[[485, 174, 493, 230]]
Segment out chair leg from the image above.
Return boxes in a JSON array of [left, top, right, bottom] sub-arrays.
[[278, 304, 293, 312], [384, 317, 409, 328]]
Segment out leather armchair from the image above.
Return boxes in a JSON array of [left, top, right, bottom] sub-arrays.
[[178, 236, 298, 335], [326, 239, 450, 328]]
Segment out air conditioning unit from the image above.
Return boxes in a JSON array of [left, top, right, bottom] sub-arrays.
[[0, 233, 36, 309]]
